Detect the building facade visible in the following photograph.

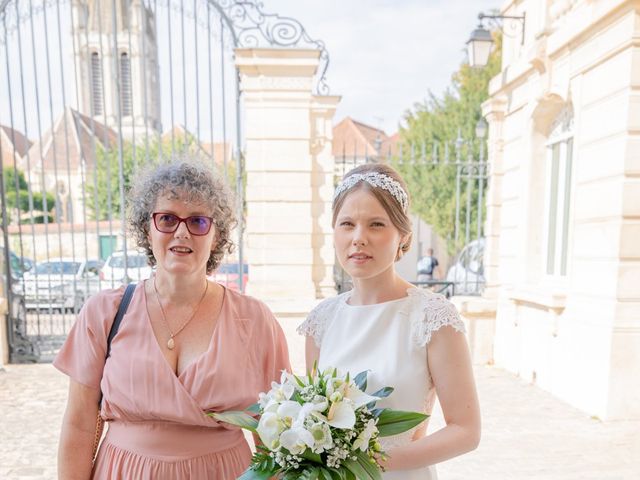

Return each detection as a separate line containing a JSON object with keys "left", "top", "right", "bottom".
{"left": 332, "top": 117, "right": 399, "bottom": 177}
{"left": 482, "top": 0, "right": 640, "bottom": 419}
{"left": 71, "top": 0, "right": 161, "bottom": 139}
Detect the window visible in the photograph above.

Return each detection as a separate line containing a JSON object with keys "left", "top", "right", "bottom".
{"left": 90, "top": 52, "right": 103, "bottom": 115}
{"left": 545, "top": 107, "right": 574, "bottom": 276}
{"left": 119, "top": 52, "right": 132, "bottom": 116}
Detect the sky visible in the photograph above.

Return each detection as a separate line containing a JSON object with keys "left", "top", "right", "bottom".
{"left": 0, "top": 0, "right": 502, "bottom": 141}
{"left": 264, "top": 0, "right": 502, "bottom": 134}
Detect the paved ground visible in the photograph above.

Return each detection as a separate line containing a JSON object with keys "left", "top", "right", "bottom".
{"left": 1, "top": 316, "right": 639, "bottom": 479}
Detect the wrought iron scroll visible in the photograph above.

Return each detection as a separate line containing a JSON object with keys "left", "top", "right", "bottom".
{"left": 2, "top": 1, "right": 330, "bottom": 94}
{"left": 209, "top": 1, "right": 330, "bottom": 95}
{"left": 1, "top": 0, "right": 67, "bottom": 45}
{"left": 216, "top": 1, "right": 329, "bottom": 95}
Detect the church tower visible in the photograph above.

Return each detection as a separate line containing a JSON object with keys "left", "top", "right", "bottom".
{"left": 71, "top": 0, "right": 161, "bottom": 139}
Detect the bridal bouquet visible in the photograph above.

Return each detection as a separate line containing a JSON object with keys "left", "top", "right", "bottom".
{"left": 209, "top": 366, "right": 428, "bottom": 480}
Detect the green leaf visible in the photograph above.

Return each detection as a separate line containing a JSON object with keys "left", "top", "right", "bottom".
{"left": 294, "top": 374, "right": 307, "bottom": 388}
{"left": 326, "top": 467, "right": 351, "bottom": 480}
{"left": 319, "top": 468, "right": 337, "bottom": 480}
{"left": 237, "top": 466, "right": 275, "bottom": 480}
{"left": 301, "top": 449, "right": 323, "bottom": 463}
{"left": 208, "top": 411, "right": 258, "bottom": 432}
{"left": 343, "top": 454, "right": 382, "bottom": 480}
{"left": 370, "top": 386, "right": 393, "bottom": 399}
{"left": 376, "top": 409, "right": 429, "bottom": 437}
{"left": 353, "top": 370, "right": 368, "bottom": 391}
{"left": 366, "top": 387, "right": 394, "bottom": 410}
{"left": 246, "top": 402, "right": 261, "bottom": 414}
{"left": 299, "top": 467, "right": 320, "bottom": 480}
{"left": 355, "top": 450, "right": 384, "bottom": 479}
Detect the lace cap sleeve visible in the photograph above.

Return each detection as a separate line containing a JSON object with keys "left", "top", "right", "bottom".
{"left": 297, "top": 295, "right": 343, "bottom": 347}
{"left": 410, "top": 290, "right": 466, "bottom": 346}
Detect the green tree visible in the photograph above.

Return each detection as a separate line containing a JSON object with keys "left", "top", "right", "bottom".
{"left": 3, "top": 167, "right": 29, "bottom": 191}
{"left": 2, "top": 167, "right": 55, "bottom": 224}
{"left": 86, "top": 134, "right": 238, "bottom": 220}
{"left": 394, "top": 34, "right": 502, "bottom": 255}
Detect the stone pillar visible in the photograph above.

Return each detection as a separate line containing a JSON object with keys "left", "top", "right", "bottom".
{"left": 0, "top": 258, "right": 7, "bottom": 368}
{"left": 481, "top": 94, "right": 507, "bottom": 300}
{"left": 236, "top": 48, "right": 340, "bottom": 302}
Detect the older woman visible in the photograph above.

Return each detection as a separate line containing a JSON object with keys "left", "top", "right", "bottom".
{"left": 54, "top": 160, "right": 290, "bottom": 479}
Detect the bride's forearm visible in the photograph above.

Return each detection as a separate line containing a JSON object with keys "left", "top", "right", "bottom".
{"left": 381, "top": 422, "right": 480, "bottom": 471}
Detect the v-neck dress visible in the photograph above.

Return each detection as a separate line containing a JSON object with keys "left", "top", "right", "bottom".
{"left": 54, "top": 282, "right": 290, "bottom": 479}
{"left": 298, "top": 287, "right": 465, "bottom": 480}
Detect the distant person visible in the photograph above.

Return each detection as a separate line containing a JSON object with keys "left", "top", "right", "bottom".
{"left": 417, "top": 247, "right": 441, "bottom": 283}
{"left": 54, "top": 160, "right": 290, "bottom": 478}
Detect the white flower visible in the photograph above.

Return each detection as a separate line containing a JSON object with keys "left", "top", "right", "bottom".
{"left": 310, "top": 395, "right": 328, "bottom": 413}
{"left": 279, "top": 426, "right": 315, "bottom": 455}
{"left": 256, "top": 412, "right": 283, "bottom": 450}
{"left": 309, "top": 422, "right": 333, "bottom": 452}
{"left": 345, "top": 386, "right": 379, "bottom": 409}
{"left": 352, "top": 419, "right": 378, "bottom": 451}
{"left": 312, "top": 399, "right": 356, "bottom": 429}
{"left": 325, "top": 375, "right": 379, "bottom": 410}
{"left": 272, "top": 379, "right": 295, "bottom": 402}
{"left": 277, "top": 400, "right": 304, "bottom": 428}
{"left": 258, "top": 376, "right": 295, "bottom": 412}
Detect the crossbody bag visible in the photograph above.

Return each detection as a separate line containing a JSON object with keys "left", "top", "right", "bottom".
{"left": 91, "top": 283, "right": 136, "bottom": 461}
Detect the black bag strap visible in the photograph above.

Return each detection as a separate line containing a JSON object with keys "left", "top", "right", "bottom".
{"left": 99, "top": 283, "right": 135, "bottom": 407}
{"left": 105, "top": 283, "right": 136, "bottom": 360}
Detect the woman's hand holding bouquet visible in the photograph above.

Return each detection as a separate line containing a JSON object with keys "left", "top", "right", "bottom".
{"left": 209, "top": 366, "right": 428, "bottom": 479}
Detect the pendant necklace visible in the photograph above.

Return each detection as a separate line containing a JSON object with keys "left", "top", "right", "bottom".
{"left": 153, "top": 276, "right": 209, "bottom": 350}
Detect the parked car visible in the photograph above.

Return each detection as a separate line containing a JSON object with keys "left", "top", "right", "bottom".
{"left": 23, "top": 258, "right": 103, "bottom": 312}
{"left": 0, "top": 246, "right": 31, "bottom": 280}
{"left": 209, "top": 262, "right": 248, "bottom": 291}
{"left": 333, "top": 262, "right": 353, "bottom": 294}
{"left": 100, "top": 250, "right": 152, "bottom": 285}
{"left": 18, "top": 256, "right": 34, "bottom": 273}
{"left": 446, "top": 238, "right": 485, "bottom": 296}
{"left": 0, "top": 247, "right": 27, "bottom": 322}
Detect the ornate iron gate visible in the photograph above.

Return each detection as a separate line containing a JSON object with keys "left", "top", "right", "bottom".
{"left": 0, "top": 0, "right": 328, "bottom": 362}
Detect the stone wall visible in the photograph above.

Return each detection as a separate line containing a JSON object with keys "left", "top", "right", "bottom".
{"left": 482, "top": 0, "right": 640, "bottom": 419}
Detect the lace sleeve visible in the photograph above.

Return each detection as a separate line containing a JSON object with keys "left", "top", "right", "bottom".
{"left": 411, "top": 291, "right": 466, "bottom": 346}
{"left": 296, "top": 296, "right": 341, "bottom": 347}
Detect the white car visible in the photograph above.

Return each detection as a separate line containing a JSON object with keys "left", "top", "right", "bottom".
{"left": 446, "top": 238, "right": 485, "bottom": 296}
{"left": 100, "top": 251, "right": 152, "bottom": 286}
{"left": 23, "top": 258, "right": 102, "bottom": 311}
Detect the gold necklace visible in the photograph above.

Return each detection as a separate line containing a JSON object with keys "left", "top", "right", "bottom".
{"left": 153, "top": 276, "right": 209, "bottom": 350}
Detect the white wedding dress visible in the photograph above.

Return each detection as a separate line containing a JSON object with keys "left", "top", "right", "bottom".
{"left": 298, "top": 287, "right": 465, "bottom": 480}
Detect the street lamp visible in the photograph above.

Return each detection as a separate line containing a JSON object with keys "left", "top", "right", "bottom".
{"left": 467, "top": 24, "right": 493, "bottom": 69}
{"left": 467, "top": 12, "right": 526, "bottom": 68}
{"left": 475, "top": 117, "right": 488, "bottom": 139}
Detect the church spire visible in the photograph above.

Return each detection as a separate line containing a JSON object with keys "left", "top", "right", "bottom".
{"left": 71, "top": 0, "right": 161, "bottom": 140}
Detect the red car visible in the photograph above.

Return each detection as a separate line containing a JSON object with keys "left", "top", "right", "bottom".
{"left": 209, "top": 262, "right": 248, "bottom": 291}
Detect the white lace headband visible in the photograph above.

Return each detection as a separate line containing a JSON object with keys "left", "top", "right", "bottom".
{"left": 334, "top": 172, "right": 409, "bottom": 212}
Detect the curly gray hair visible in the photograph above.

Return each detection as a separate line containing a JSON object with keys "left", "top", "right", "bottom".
{"left": 128, "top": 159, "right": 236, "bottom": 274}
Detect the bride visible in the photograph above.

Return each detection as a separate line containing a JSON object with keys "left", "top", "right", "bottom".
{"left": 298, "top": 164, "right": 480, "bottom": 478}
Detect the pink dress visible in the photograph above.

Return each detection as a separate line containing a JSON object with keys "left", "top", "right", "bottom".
{"left": 54, "top": 282, "right": 290, "bottom": 479}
